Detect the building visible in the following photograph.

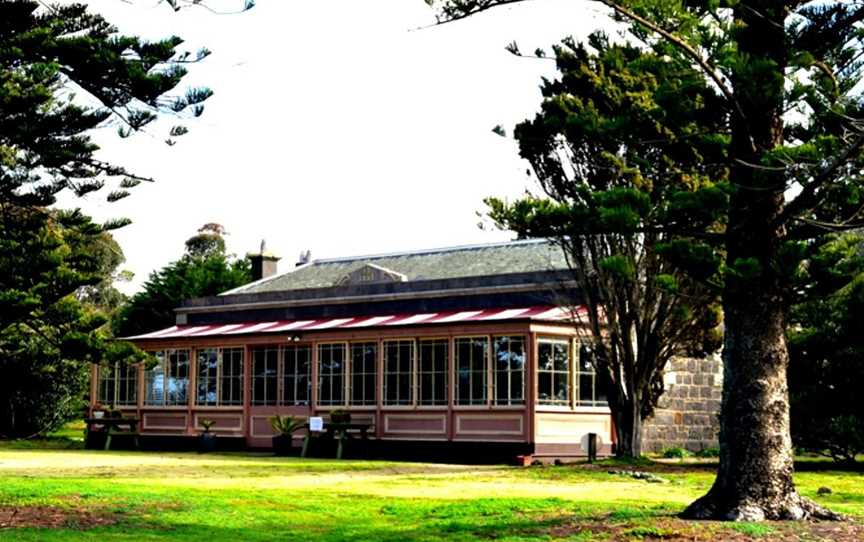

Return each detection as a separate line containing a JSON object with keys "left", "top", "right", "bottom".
{"left": 93, "top": 239, "right": 621, "bottom": 459}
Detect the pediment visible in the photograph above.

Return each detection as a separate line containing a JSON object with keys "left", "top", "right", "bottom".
{"left": 335, "top": 263, "right": 407, "bottom": 287}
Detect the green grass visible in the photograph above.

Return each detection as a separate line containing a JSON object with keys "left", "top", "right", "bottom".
{"left": 0, "top": 444, "right": 859, "bottom": 541}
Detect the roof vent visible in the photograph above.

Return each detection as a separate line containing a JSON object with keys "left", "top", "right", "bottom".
{"left": 296, "top": 249, "right": 312, "bottom": 267}
{"left": 335, "top": 263, "right": 407, "bottom": 287}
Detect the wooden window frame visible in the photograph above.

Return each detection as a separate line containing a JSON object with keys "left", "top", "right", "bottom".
{"left": 536, "top": 338, "right": 571, "bottom": 406}
{"left": 382, "top": 339, "right": 416, "bottom": 407}
{"left": 454, "top": 336, "right": 491, "bottom": 407}
{"left": 492, "top": 335, "right": 527, "bottom": 406}
{"left": 418, "top": 337, "right": 449, "bottom": 407}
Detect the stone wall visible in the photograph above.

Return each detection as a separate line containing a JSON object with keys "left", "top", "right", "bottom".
{"left": 641, "top": 354, "right": 723, "bottom": 453}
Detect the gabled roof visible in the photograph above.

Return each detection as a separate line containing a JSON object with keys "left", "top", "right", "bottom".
{"left": 223, "top": 239, "right": 567, "bottom": 296}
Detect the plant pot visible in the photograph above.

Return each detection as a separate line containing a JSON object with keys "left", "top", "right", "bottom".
{"left": 272, "top": 434, "right": 295, "bottom": 456}
{"left": 198, "top": 432, "right": 217, "bottom": 453}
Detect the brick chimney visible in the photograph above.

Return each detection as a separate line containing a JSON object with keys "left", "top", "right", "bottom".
{"left": 248, "top": 239, "right": 280, "bottom": 281}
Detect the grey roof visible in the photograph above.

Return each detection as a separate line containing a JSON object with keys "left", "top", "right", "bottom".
{"left": 223, "top": 239, "right": 568, "bottom": 295}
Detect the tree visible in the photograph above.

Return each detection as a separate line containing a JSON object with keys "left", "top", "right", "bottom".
{"left": 114, "top": 225, "right": 251, "bottom": 338}
{"left": 0, "top": 211, "right": 141, "bottom": 437}
{"left": 788, "top": 233, "right": 864, "bottom": 464}
{"left": 430, "top": 0, "right": 863, "bottom": 521}
{"left": 1, "top": 1, "right": 215, "bottom": 434}
{"left": 486, "top": 35, "right": 724, "bottom": 458}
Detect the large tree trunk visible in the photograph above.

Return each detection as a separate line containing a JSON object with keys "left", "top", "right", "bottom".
{"left": 682, "top": 0, "right": 838, "bottom": 521}
{"left": 612, "top": 396, "right": 643, "bottom": 458}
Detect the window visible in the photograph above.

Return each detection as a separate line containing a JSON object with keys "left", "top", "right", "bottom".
{"left": 576, "top": 344, "right": 608, "bottom": 407}
{"left": 252, "top": 346, "right": 279, "bottom": 406}
{"left": 493, "top": 336, "right": 525, "bottom": 405}
{"left": 350, "top": 342, "right": 377, "bottom": 406}
{"left": 455, "top": 337, "right": 488, "bottom": 405}
{"left": 145, "top": 350, "right": 190, "bottom": 406}
{"left": 418, "top": 339, "right": 448, "bottom": 406}
{"left": 97, "top": 363, "right": 138, "bottom": 406}
{"left": 318, "top": 343, "right": 346, "bottom": 406}
{"left": 196, "top": 347, "right": 244, "bottom": 406}
{"left": 383, "top": 340, "right": 414, "bottom": 406}
{"left": 538, "top": 340, "right": 570, "bottom": 405}
{"left": 283, "top": 345, "right": 311, "bottom": 406}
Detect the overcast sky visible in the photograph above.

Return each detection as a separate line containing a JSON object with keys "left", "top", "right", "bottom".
{"left": 66, "top": 0, "right": 614, "bottom": 293}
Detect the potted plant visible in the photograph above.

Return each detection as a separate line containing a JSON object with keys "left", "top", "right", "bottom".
{"left": 269, "top": 415, "right": 303, "bottom": 456}
{"left": 198, "top": 419, "right": 217, "bottom": 453}
{"left": 329, "top": 409, "right": 351, "bottom": 425}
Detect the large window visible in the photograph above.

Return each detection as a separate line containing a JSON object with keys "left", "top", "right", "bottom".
{"left": 350, "top": 342, "right": 377, "bottom": 406}
{"left": 283, "top": 345, "right": 311, "bottom": 406}
{"left": 383, "top": 340, "right": 414, "bottom": 406}
{"left": 196, "top": 347, "right": 244, "bottom": 406}
{"left": 419, "top": 339, "right": 448, "bottom": 406}
{"left": 455, "top": 337, "right": 488, "bottom": 405}
{"left": 97, "top": 363, "right": 138, "bottom": 406}
{"left": 252, "top": 346, "right": 279, "bottom": 406}
{"left": 318, "top": 343, "right": 347, "bottom": 406}
{"left": 493, "top": 336, "right": 525, "bottom": 405}
{"left": 538, "top": 339, "right": 570, "bottom": 405}
{"left": 145, "top": 350, "right": 190, "bottom": 406}
{"left": 576, "top": 344, "right": 608, "bottom": 407}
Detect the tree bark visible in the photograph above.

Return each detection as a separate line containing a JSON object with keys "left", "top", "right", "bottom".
{"left": 612, "top": 396, "right": 643, "bottom": 458}
{"left": 682, "top": 0, "right": 839, "bottom": 521}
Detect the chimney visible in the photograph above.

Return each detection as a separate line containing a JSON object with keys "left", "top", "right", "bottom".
{"left": 296, "top": 249, "right": 312, "bottom": 267}
{"left": 248, "top": 239, "right": 280, "bottom": 281}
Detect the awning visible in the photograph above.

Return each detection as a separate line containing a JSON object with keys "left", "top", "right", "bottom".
{"left": 126, "top": 305, "right": 585, "bottom": 340}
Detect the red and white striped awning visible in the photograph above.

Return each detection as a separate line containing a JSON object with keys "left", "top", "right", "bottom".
{"left": 126, "top": 306, "right": 584, "bottom": 340}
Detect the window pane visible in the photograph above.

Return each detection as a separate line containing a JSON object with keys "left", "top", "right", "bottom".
{"left": 252, "top": 347, "right": 278, "bottom": 405}
{"left": 283, "top": 345, "right": 311, "bottom": 406}
{"left": 220, "top": 347, "right": 245, "bottom": 406}
{"left": 117, "top": 363, "right": 138, "bottom": 406}
{"left": 318, "top": 343, "right": 346, "bottom": 406}
{"left": 197, "top": 348, "right": 218, "bottom": 406}
{"left": 419, "top": 339, "right": 448, "bottom": 406}
{"left": 97, "top": 365, "right": 116, "bottom": 405}
{"left": 538, "top": 341, "right": 570, "bottom": 405}
{"left": 455, "top": 337, "right": 488, "bottom": 405}
{"left": 350, "top": 343, "right": 377, "bottom": 406}
{"left": 384, "top": 340, "right": 414, "bottom": 406}
{"left": 145, "top": 351, "right": 166, "bottom": 405}
{"left": 493, "top": 336, "right": 525, "bottom": 405}
{"left": 166, "top": 350, "right": 190, "bottom": 406}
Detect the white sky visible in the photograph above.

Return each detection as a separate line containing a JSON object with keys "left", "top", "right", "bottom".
{"left": 65, "top": 0, "right": 614, "bottom": 293}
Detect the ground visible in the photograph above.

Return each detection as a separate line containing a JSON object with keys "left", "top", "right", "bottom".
{"left": 0, "top": 427, "right": 861, "bottom": 541}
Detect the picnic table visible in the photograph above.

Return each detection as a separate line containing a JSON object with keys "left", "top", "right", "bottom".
{"left": 300, "top": 422, "right": 372, "bottom": 459}
{"left": 84, "top": 417, "right": 140, "bottom": 451}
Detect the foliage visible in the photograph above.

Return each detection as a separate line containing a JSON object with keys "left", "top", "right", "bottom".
{"left": 430, "top": 0, "right": 864, "bottom": 520}
{"left": 113, "top": 225, "right": 251, "bottom": 338}
{"left": 789, "top": 233, "right": 864, "bottom": 464}
{"left": 0, "top": 212, "right": 145, "bottom": 438}
{"left": 269, "top": 415, "right": 303, "bottom": 436}
{"left": 661, "top": 447, "right": 691, "bottom": 459}
{"left": 0, "top": 1, "right": 211, "bottom": 437}
{"left": 485, "top": 34, "right": 725, "bottom": 457}
{"left": 199, "top": 419, "right": 215, "bottom": 432}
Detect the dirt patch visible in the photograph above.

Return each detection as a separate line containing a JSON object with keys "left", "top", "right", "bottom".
{"left": 546, "top": 515, "right": 864, "bottom": 541}
{"left": 0, "top": 505, "right": 119, "bottom": 530}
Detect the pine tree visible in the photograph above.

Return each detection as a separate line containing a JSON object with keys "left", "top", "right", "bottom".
{"left": 430, "top": 0, "right": 863, "bottom": 521}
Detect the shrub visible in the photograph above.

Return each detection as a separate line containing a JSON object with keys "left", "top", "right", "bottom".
{"left": 662, "top": 447, "right": 691, "bottom": 459}
{"left": 269, "top": 415, "right": 303, "bottom": 436}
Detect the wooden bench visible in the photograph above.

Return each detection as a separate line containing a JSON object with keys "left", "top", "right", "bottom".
{"left": 300, "top": 422, "right": 372, "bottom": 459}
{"left": 85, "top": 418, "right": 140, "bottom": 451}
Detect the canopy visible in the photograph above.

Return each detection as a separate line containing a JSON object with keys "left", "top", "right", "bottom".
{"left": 126, "top": 305, "right": 585, "bottom": 340}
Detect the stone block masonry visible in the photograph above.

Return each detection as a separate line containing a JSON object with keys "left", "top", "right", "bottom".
{"left": 642, "top": 354, "right": 723, "bottom": 453}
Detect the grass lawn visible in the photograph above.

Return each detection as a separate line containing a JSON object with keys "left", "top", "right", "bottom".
{"left": 0, "top": 437, "right": 861, "bottom": 541}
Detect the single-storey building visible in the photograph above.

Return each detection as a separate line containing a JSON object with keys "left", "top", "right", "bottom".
{"left": 92, "top": 239, "right": 620, "bottom": 459}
